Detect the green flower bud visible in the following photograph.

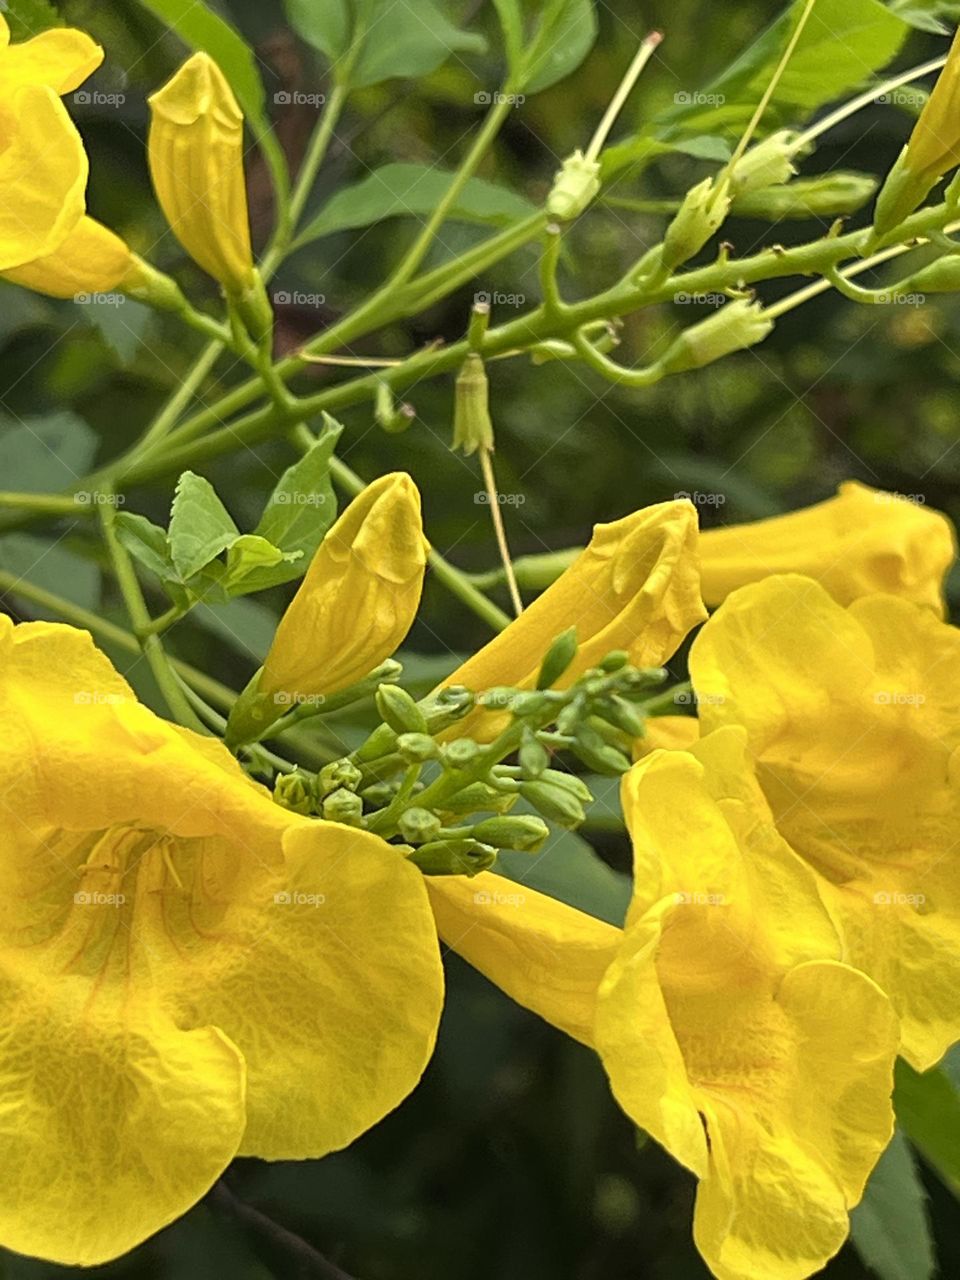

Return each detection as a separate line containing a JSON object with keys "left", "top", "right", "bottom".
{"left": 894, "top": 255, "right": 960, "bottom": 294}
{"left": 518, "top": 725, "right": 550, "bottom": 778}
{"left": 441, "top": 782, "right": 517, "bottom": 815}
{"left": 472, "top": 815, "right": 550, "bottom": 852}
{"left": 452, "top": 353, "right": 494, "bottom": 455}
{"left": 733, "top": 173, "right": 876, "bottom": 221}
{"left": 536, "top": 626, "right": 579, "bottom": 690}
{"left": 660, "top": 299, "right": 773, "bottom": 374}
{"left": 443, "top": 738, "right": 482, "bottom": 769}
{"left": 547, "top": 150, "right": 602, "bottom": 220}
{"left": 597, "top": 693, "right": 647, "bottom": 738}
{"left": 361, "top": 781, "right": 395, "bottom": 807}
{"left": 376, "top": 684, "right": 429, "bottom": 735}
{"left": 520, "top": 779, "right": 586, "bottom": 828}
{"left": 570, "top": 726, "right": 632, "bottom": 776}
{"left": 510, "top": 689, "right": 564, "bottom": 718}
{"left": 661, "top": 176, "right": 731, "bottom": 273}
{"left": 599, "top": 650, "right": 630, "bottom": 672}
{"left": 321, "top": 787, "right": 364, "bottom": 826}
{"left": 540, "top": 768, "right": 593, "bottom": 802}
{"left": 408, "top": 838, "right": 498, "bottom": 876}
{"left": 317, "top": 758, "right": 363, "bottom": 797}
{"left": 730, "top": 130, "right": 798, "bottom": 197}
{"left": 421, "top": 685, "right": 476, "bottom": 732}
{"left": 396, "top": 732, "right": 440, "bottom": 763}
{"left": 398, "top": 807, "right": 444, "bottom": 844}
{"left": 273, "top": 770, "right": 314, "bottom": 815}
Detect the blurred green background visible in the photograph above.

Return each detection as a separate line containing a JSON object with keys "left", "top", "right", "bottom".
{"left": 1, "top": 0, "right": 958, "bottom": 1276}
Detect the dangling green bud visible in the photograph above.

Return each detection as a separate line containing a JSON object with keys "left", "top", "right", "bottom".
{"left": 396, "top": 732, "right": 439, "bottom": 763}
{"left": 661, "top": 177, "right": 731, "bottom": 274}
{"left": 893, "top": 254, "right": 960, "bottom": 295}
{"left": 321, "top": 787, "right": 364, "bottom": 826}
{"left": 730, "top": 130, "right": 799, "bottom": 197}
{"left": 398, "top": 807, "right": 444, "bottom": 844}
{"left": 518, "top": 725, "right": 550, "bottom": 778}
{"left": 660, "top": 299, "right": 774, "bottom": 374}
{"left": 316, "top": 758, "right": 363, "bottom": 797}
{"left": 536, "top": 626, "right": 579, "bottom": 690}
{"left": 376, "top": 684, "right": 429, "bottom": 735}
{"left": 274, "top": 770, "right": 314, "bottom": 815}
{"left": 353, "top": 722, "right": 399, "bottom": 764}
{"left": 452, "top": 353, "right": 495, "bottom": 455}
{"left": 520, "top": 778, "right": 587, "bottom": 827}
{"left": 547, "top": 149, "right": 602, "bottom": 221}
{"left": 444, "top": 738, "right": 482, "bottom": 769}
{"left": 375, "top": 380, "right": 416, "bottom": 434}
{"left": 733, "top": 172, "right": 876, "bottom": 221}
{"left": 408, "top": 837, "right": 498, "bottom": 876}
{"left": 441, "top": 781, "right": 517, "bottom": 814}
{"left": 509, "top": 690, "right": 564, "bottom": 718}
{"left": 570, "top": 725, "right": 632, "bottom": 776}
{"left": 540, "top": 768, "right": 593, "bottom": 801}
{"left": 472, "top": 815, "right": 550, "bottom": 852}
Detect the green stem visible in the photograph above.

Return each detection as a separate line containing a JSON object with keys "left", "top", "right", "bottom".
{"left": 98, "top": 494, "right": 208, "bottom": 733}
{"left": 138, "top": 340, "right": 225, "bottom": 452}
{"left": 389, "top": 92, "right": 516, "bottom": 287}
{"left": 0, "top": 491, "right": 85, "bottom": 515}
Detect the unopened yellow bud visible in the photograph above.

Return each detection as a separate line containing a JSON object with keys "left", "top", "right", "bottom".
{"left": 148, "top": 52, "right": 255, "bottom": 295}
{"left": 260, "top": 473, "right": 429, "bottom": 702}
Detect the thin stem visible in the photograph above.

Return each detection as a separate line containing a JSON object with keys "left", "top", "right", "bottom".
{"left": 99, "top": 494, "right": 208, "bottom": 733}
{"left": 0, "top": 491, "right": 85, "bottom": 515}
{"left": 585, "top": 31, "right": 663, "bottom": 162}
{"left": 727, "top": 0, "right": 818, "bottom": 171}
{"left": 539, "top": 223, "right": 566, "bottom": 319}
{"left": 138, "top": 340, "right": 225, "bottom": 451}
{"left": 208, "top": 1180, "right": 356, "bottom": 1280}
{"left": 389, "top": 92, "right": 516, "bottom": 286}
{"left": 793, "top": 55, "right": 948, "bottom": 151}
{"left": 572, "top": 327, "right": 665, "bottom": 387}
{"left": 479, "top": 448, "right": 522, "bottom": 617}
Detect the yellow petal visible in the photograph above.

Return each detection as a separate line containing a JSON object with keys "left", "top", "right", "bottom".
{"left": 447, "top": 499, "right": 705, "bottom": 739}
{"left": 634, "top": 713, "right": 700, "bottom": 757}
{"left": 427, "top": 871, "right": 620, "bottom": 1046}
{"left": 0, "top": 84, "right": 87, "bottom": 270}
{"left": 261, "top": 472, "right": 428, "bottom": 700}
{"left": 2, "top": 215, "right": 132, "bottom": 298}
{"left": 147, "top": 52, "right": 255, "bottom": 293}
{"left": 0, "top": 22, "right": 102, "bottom": 97}
{"left": 691, "top": 575, "right": 960, "bottom": 1068}
{"left": 699, "top": 482, "right": 955, "bottom": 614}
{"left": 902, "top": 26, "right": 960, "bottom": 182}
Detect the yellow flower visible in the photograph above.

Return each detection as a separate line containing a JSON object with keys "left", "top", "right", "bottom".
{"left": 699, "top": 481, "right": 955, "bottom": 614}
{"left": 447, "top": 498, "right": 706, "bottom": 738}
{"left": 690, "top": 573, "right": 960, "bottom": 1070}
{"left": 0, "top": 13, "right": 102, "bottom": 272}
{"left": 0, "top": 616, "right": 443, "bottom": 1265}
{"left": 261, "top": 472, "right": 428, "bottom": 701}
{"left": 428, "top": 728, "right": 898, "bottom": 1280}
{"left": 2, "top": 215, "right": 134, "bottom": 298}
{"left": 874, "top": 27, "right": 960, "bottom": 233}
{"left": 148, "top": 52, "right": 256, "bottom": 295}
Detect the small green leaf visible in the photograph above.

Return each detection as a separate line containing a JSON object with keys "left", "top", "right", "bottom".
{"left": 222, "top": 534, "right": 302, "bottom": 596}
{"left": 520, "top": 0, "right": 598, "bottom": 95}
{"left": 115, "top": 513, "right": 177, "bottom": 582}
{"left": 297, "top": 164, "right": 537, "bottom": 247}
{"left": 850, "top": 1131, "right": 936, "bottom": 1280}
{"left": 253, "top": 423, "right": 341, "bottom": 565}
{"left": 285, "top": 0, "right": 485, "bottom": 89}
{"left": 894, "top": 1058, "right": 960, "bottom": 1196}
{"left": 167, "top": 472, "right": 239, "bottom": 581}
{"left": 2, "top": 0, "right": 60, "bottom": 38}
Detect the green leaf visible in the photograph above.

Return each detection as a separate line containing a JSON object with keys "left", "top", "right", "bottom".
{"left": 894, "top": 1058, "right": 960, "bottom": 1196}
{"left": 167, "top": 472, "right": 239, "bottom": 581}
{"left": 0, "top": 412, "right": 96, "bottom": 494}
{"left": 2, "top": 0, "right": 60, "bottom": 39}
{"left": 297, "top": 163, "right": 537, "bottom": 247}
{"left": 222, "top": 534, "right": 302, "bottom": 596}
{"left": 82, "top": 299, "right": 153, "bottom": 366}
{"left": 850, "top": 1131, "right": 936, "bottom": 1280}
{"left": 496, "top": 828, "right": 631, "bottom": 927}
{"left": 887, "top": 0, "right": 960, "bottom": 33}
{"left": 285, "top": 0, "right": 485, "bottom": 89}
{"left": 253, "top": 423, "right": 341, "bottom": 565}
{"left": 134, "top": 0, "right": 274, "bottom": 142}
{"left": 519, "top": 0, "right": 598, "bottom": 95}
{"left": 115, "top": 513, "right": 177, "bottom": 582}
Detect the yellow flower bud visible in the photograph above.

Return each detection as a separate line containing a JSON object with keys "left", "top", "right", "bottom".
{"left": 260, "top": 473, "right": 429, "bottom": 701}
{"left": 148, "top": 52, "right": 255, "bottom": 295}
{"left": 874, "top": 27, "right": 960, "bottom": 233}
{"left": 2, "top": 216, "right": 133, "bottom": 298}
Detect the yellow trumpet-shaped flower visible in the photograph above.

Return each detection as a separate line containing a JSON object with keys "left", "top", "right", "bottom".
{"left": 691, "top": 573, "right": 960, "bottom": 1069}
{"left": 261, "top": 472, "right": 428, "bottom": 702}
{"left": 428, "top": 727, "right": 898, "bottom": 1280}
{"left": 875, "top": 26, "right": 960, "bottom": 233}
{"left": 0, "top": 616, "right": 443, "bottom": 1266}
{"left": 2, "top": 215, "right": 134, "bottom": 298}
{"left": 148, "top": 52, "right": 256, "bottom": 294}
{"left": 0, "top": 12, "right": 102, "bottom": 109}
{"left": 447, "top": 499, "right": 706, "bottom": 737}
{"left": 699, "top": 481, "right": 956, "bottom": 614}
